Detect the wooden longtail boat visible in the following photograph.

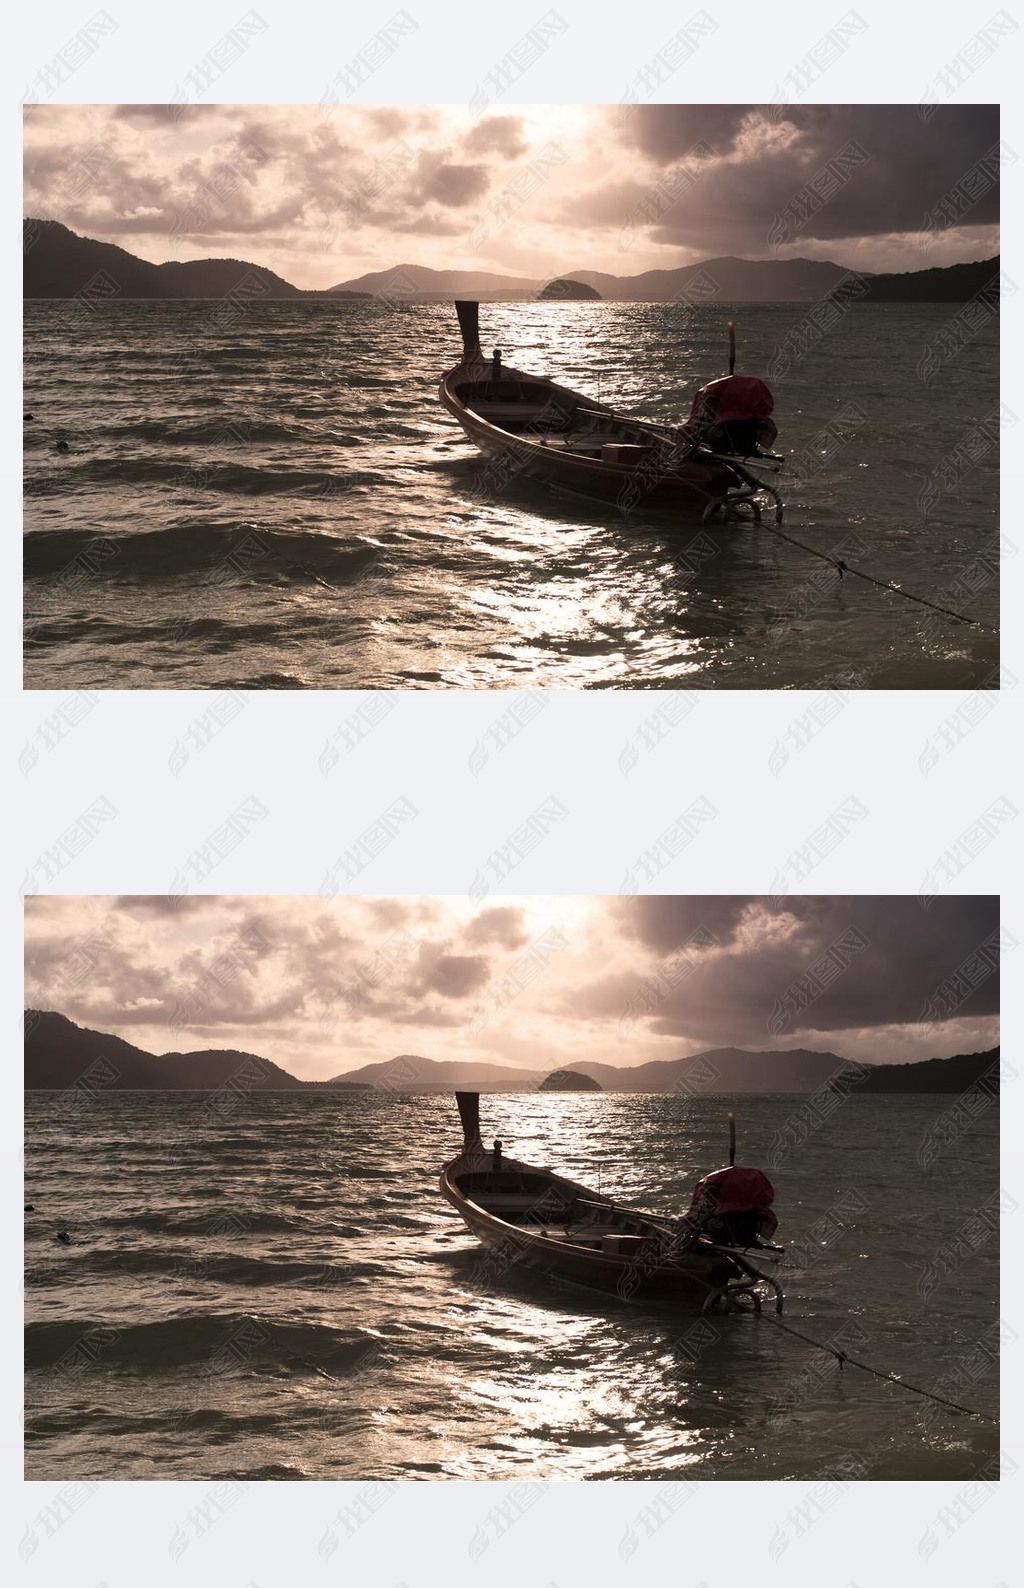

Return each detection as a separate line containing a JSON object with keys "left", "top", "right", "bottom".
{"left": 439, "top": 1093, "right": 784, "bottom": 1313}
{"left": 438, "top": 302, "right": 785, "bottom": 522}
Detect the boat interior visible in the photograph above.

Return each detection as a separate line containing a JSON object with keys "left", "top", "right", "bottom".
{"left": 454, "top": 377, "right": 673, "bottom": 463}
{"left": 456, "top": 1167, "right": 663, "bottom": 1255}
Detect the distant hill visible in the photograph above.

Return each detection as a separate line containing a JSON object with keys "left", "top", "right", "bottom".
{"left": 845, "top": 257, "right": 999, "bottom": 302}
{"left": 22, "top": 220, "right": 369, "bottom": 301}
{"left": 856, "top": 1048, "right": 999, "bottom": 1092}
{"left": 25, "top": 1009, "right": 170, "bottom": 1088}
{"left": 23, "top": 1010, "right": 367, "bottom": 1090}
{"left": 539, "top": 279, "right": 601, "bottom": 301}
{"left": 323, "top": 1055, "right": 545, "bottom": 1091}
{"left": 25, "top": 223, "right": 997, "bottom": 305}
{"left": 570, "top": 256, "right": 854, "bottom": 303}
{"left": 539, "top": 1068, "right": 602, "bottom": 1090}
{"left": 25, "top": 220, "right": 170, "bottom": 299}
{"left": 332, "top": 253, "right": 997, "bottom": 303}
{"left": 155, "top": 257, "right": 304, "bottom": 299}
{"left": 305, "top": 1046, "right": 999, "bottom": 1093}
{"left": 328, "top": 263, "right": 543, "bottom": 298}
{"left": 566, "top": 1048, "right": 854, "bottom": 1093}
{"left": 24, "top": 220, "right": 303, "bottom": 300}
{"left": 24, "top": 1012, "right": 999, "bottom": 1096}
{"left": 331, "top": 255, "right": 851, "bottom": 302}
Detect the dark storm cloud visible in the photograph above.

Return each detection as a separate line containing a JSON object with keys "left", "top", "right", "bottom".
{"left": 623, "top": 105, "right": 756, "bottom": 160}
{"left": 609, "top": 105, "right": 1001, "bottom": 248}
{"left": 611, "top": 895, "right": 1000, "bottom": 1040}
{"left": 620, "top": 896, "right": 752, "bottom": 952}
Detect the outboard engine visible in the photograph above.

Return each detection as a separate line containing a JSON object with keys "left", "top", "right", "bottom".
{"left": 683, "top": 375, "right": 778, "bottom": 457}
{"left": 685, "top": 1164, "right": 778, "bottom": 1248}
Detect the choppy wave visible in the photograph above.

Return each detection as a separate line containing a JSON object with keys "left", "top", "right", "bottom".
{"left": 24, "top": 523, "right": 384, "bottom": 583}
{"left": 25, "top": 1090, "right": 999, "bottom": 1480}
{"left": 25, "top": 1310, "right": 392, "bottom": 1373}
{"left": 24, "top": 299, "right": 1000, "bottom": 688}
{"left": 25, "top": 418, "right": 365, "bottom": 447}
{"left": 27, "top": 459, "right": 384, "bottom": 498}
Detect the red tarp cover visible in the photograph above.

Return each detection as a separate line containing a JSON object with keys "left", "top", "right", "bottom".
{"left": 689, "top": 1165, "right": 776, "bottom": 1214}
{"left": 689, "top": 375, "right": 776, "bottom": 423}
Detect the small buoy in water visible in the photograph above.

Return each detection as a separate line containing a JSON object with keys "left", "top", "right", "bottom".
{"left": 24, "top": 1204, "right": 35, "bottom": 1212}
{"left": 56, "top": 1229, "right": 71, "bottom": 1244}
{"left": 56, "top": 440, "right": 70, "bottom": 454}
{"left": 24, "top": 413, "right": 34, "bottom": 421}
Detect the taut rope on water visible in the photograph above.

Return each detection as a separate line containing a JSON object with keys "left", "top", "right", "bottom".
{"left": 753, "top": 1309, "right": 998, "bottom": 1423}
{"left": 757, "top": 518, "right": 998, "bottom": 634}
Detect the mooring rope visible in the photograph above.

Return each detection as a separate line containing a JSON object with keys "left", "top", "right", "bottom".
{"left": 757, "top": 518, "right": 998, "bottom": 634}
{"left": 753, "top": 1308, "right": 998, "bottom": 1422}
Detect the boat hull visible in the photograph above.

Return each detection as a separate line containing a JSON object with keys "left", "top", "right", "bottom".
{"left": 439, "top": 363, "right": 739, "bottom": 512}
{"left": 440, "top": 1151, "right": 743, "bottom": 1306}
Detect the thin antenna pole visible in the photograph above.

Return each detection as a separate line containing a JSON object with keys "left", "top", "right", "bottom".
{"left": 728, "top": 1112, "right": 736, "bottom": 1166}
{"left": 728, "top": 322, "right": 736, "bottom": 375}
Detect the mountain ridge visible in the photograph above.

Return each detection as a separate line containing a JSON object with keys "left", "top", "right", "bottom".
{"left": 24, "top": 220, "right": 998, "bottom": 304}
{"left": 23, "top": 220, "right": 369, "bottom": 300}
{"left": 24, "top": 1011, "right": 999, "bottom": 1095}
{"left": 23, "top": 1010, "right": 367, "bottom": 1090}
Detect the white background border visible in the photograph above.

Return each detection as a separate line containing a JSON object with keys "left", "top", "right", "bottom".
{"left": 6, "top": 0, "right": 1020, "bottom": 1583}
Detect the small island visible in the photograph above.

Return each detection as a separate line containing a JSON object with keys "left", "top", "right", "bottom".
{"left": 538, "top": 1068, "right": 602, "bottom": 1091}
{"left": 538, "top": 278, "right": 602, "bottom": 301}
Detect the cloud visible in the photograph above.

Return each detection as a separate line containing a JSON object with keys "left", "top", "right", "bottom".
{"left": 21, "top": 103, "right": 999, "bottom": 288}
{"left": 414, "top": 946, "right": 491, "bottom": 998}
{"left": 618, "top": 896, "right": 753, "bottom": 952}
{"left": 609, "top": 895, "right": 1001, "bottom": 1039}
{"left": 414, "top": 153, "right": 490, "bottom": 208}
{"left": 613, "top": 104, "right": 1002, "bottom": 248}
{"left": 622, "top": 105, "right": 757, "bottom": 161}
{"left": 113, "top": 894, "right": 212, "bottom": 916}
{"left": 23, "top": 895, "right": 1000, "bottom": 1080}
{"left": 112, "top": 105, "right": 200, "bottom": 125}
{"left": 463, "top": 907, "right": 529, "bottom": 949}
{"left": 463, "top": 116, "right": 529, "bottom": 159}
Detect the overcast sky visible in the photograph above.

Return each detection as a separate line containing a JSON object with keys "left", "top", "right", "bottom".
{"left": 23, "top": 104, "right": 1000, "bottom": 288}
{"left": 24, "top": 895, "right": 1000, "bottom": 1080}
